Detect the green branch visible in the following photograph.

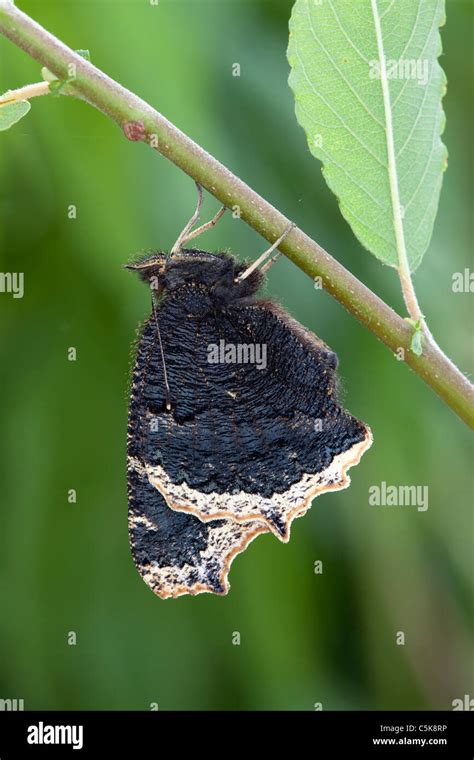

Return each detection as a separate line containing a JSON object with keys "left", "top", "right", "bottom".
{"left": 0, "top": 0, "right": 472, "bottom": 427}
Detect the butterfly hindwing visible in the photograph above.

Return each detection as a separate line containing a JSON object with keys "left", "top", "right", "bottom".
{"left": 127, "top": 339, "right": 269, "bottom": 599}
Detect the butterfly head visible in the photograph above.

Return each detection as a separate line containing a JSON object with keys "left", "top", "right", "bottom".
{"left": 125, "top": 249, "right": 263, "bottom": 301}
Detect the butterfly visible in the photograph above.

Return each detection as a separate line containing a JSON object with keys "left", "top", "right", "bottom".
{"left": 126, "top": 187, "right": 372, "bottom": 599}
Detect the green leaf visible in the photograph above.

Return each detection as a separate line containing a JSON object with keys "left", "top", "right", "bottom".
{"left": 76, "top": 49, "right": 91, "bottom": 62}
{"left": 0, "top": 99, "right": 31, "bottom": 131}
{"left": 41, "top": 68, "right": 75, "bottom": 97}
{"left": 41, "top": 66, "right": 58, "bottom": 84}
{"left": 49, "top": 78, "right": 74, "bottom": 97}
{"left": 288, "top": 0, "right": 447, "bottom": 272}
{"left": 405, "top": 316, "right": 424, "bottom": 355}
{"left": 411, "top": 328, "right": 424, "bottom": 356}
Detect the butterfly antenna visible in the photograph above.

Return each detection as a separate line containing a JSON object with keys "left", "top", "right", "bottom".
{"left": 171, "top": 182, "right": 226, "bottom": 253}
{"left": 235, "top": 222, "right": 294, "bottom": 282}
{"left": 151, "top": 294, "right": 172, "bottom": 412}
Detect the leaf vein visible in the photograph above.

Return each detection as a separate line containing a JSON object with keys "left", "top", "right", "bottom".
{"left": 293, "top": 34, "right": 386, "bottom": 169}
{"left": 305, "top": 0, "right": 385, "bottom": 130}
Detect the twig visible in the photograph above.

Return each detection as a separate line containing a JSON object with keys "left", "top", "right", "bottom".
{"left": 0, "top": 79, "right": 49, "bottom": 103}
{"left": 0, "top": 0, "right": 472, "bottom": 427}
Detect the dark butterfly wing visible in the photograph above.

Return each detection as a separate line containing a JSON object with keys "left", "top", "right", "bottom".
{"left": 130, "top": 287, "right": 372, "bottom": 542}
{"left": 127, "top": 318, "right": 269, "bottom": 599}
{"left": 128, "top": 459, "right": 267, "bottom": 599}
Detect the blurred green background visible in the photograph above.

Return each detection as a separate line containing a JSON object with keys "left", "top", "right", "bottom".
{"left": 0, "top": 0, "right": 472, "bottom": 711}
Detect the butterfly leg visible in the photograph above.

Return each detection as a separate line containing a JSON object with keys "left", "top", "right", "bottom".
{"left": 171, "top": 182, "right": 226, "bottom": 253}
{"left": 235, "top": 222, "right": 295, "bottom": 282}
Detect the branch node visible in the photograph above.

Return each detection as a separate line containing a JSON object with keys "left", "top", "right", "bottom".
{"left": 123, "top": 119, "right": 146, "bottom": 142}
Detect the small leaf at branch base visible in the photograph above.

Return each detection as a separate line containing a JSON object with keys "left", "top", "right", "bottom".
{"left": 0, "top": 99, "right": 31, "bottom": 131}
{"left": 405, "top": 317, "right": 424, "bottom": 356}
{"left": 76, "top": 49, "right": 91, "bottom": 62}
{"left": 41, "top": 66, "right": 57, "bottom": 84}
{"left": 411, "top": 329, "right": 424, "bottom": 356}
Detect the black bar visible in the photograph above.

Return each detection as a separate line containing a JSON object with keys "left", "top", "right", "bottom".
{"left": 0, "top": 710, "right": 472, "bottom": 757}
